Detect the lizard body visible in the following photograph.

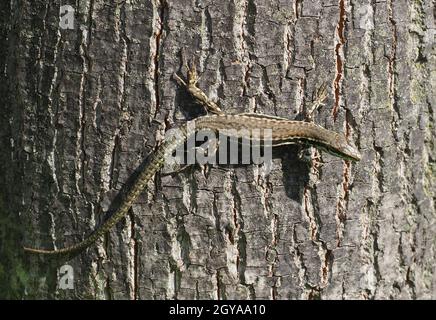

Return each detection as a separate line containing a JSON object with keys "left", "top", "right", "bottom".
{"left": 24, "top": 58, "right": 360, "bottom": 256}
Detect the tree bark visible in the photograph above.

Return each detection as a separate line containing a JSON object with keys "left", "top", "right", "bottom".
{"left": 0, "top": 0, "right": 434, "bottom": 299}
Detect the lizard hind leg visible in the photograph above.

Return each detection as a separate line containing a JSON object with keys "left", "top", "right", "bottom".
{"left": 173, "top": 50, "right": 201, "bottom": 87}
{"left": 180, "top": 49, "right": 201, "bottom": 85}
{"left": 186, "top": 57, "right": 202, "bottom": 87}
{"left": 172, "top": 49, "right": 196, "bottom": 85}
{"left": 173, "top": 49, "right": 190, "bottom": 86}
{"left": 175, "top": 51, "right": 224, "bottom": 116}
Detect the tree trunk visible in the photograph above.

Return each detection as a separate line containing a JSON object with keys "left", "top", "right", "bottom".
{"left": 0, "top": 0, "right": 434, "bottom": 299}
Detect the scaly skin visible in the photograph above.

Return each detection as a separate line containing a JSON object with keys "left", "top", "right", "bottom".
{"left": 23, "top": 127, "right": 189, "bottom": 255}
{"left": 24, "top": 56, "right": 360, "bottom": 256}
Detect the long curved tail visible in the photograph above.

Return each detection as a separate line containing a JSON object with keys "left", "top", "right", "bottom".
{"left": 23, "top": 131, "right": 188, "bottom": 255}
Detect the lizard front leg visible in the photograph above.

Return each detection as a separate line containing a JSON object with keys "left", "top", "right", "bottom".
{"left": 305, "top": 82, "right": 328, "bottom": 122}
{"left": 298, "top": 83, "right": 328, "bottom": 164}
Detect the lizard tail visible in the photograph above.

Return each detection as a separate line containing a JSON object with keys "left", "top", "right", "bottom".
{"left": 22, "top": 132, "right": 189, "bottom": 256}
{"left": 23, "top": 246, "right": 74, "bottom": 255}
{"left": 23, "top": 229, "right": 103, "bottom": 255}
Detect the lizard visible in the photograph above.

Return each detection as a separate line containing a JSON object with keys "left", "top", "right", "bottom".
{"left": 23, "top": 56, "right": 360, "bottom": 256}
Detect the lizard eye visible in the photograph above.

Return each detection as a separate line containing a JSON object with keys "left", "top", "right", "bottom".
{"left": 335, "top": 135, "right": 347, "bottom": 148}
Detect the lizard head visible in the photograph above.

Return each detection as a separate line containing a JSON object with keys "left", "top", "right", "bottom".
{"left": 330, "top": 134, "right": 361, "bottom": 162}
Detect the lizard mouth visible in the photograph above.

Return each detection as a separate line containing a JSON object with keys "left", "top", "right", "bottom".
{"left": 345, "top": 146, "right": 361, "bottom": 161}
{"left": 334, "top": 143, "right": 361, "bottom": 161}
{"left": 312, "top": 141, "right": 361, "bottom": 161}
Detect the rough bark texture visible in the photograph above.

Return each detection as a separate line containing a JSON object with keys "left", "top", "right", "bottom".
{"left": 0, "top": 0, "right": 434, "bottom": 299}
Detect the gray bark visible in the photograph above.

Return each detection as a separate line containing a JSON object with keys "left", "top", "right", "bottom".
{"left": 0, "top": 0, "right": 434, "bottom": 299}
